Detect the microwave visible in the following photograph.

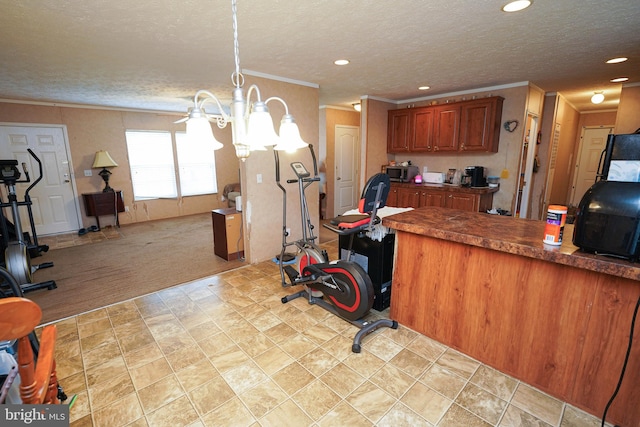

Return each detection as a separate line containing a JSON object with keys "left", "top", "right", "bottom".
{"left": 382, "top": 165, "right": 419, "bottom": 182}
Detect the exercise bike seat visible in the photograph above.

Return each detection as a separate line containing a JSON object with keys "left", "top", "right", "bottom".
{"left": 324, "top": 173, "right": 390, "bottom": 235}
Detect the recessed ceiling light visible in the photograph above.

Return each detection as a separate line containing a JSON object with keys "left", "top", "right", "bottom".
{"left": 610, "top": 77, "right": 629, "bottom": 83}
{"left": 418, "top": 86, "right": 430, "bottom": 91}
{"left": 591, "top": 92, "right": 605, "bottom": 104}
{"left": 334, "top": 59, "right": 350, "bottom": 66}
{"left": 606, "top": 57, "right": 628, "bottom": 64}
{"left": 502, "top": 1, "right": 532, "bottom": 12}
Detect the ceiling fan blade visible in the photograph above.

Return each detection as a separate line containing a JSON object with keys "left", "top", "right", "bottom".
{"left": 174, "top": 116, "right": 189, "bottom": 124}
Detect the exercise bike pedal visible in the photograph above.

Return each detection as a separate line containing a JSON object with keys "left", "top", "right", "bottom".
{"left": 283, "top": 265, "right": 299, "bottom": 283}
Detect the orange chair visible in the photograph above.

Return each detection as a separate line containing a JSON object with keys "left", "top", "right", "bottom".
{"left": 0, "top": 297, "right": 59, "bottom": 404}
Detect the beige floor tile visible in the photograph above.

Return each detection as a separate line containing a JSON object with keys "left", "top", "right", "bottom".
{"left": 145, "top": 395, "right": 199, "bottom": 427}
{"left": 83, "top": 340, "right": 123, "bottom": 369}
{"left": 401, "top": 381, "right": 452, "bottom": 424}
{"left": 298, "top": 347, "right": 340, "bottom": 377}
{"left": 209, "top": 344, "right": 250, "bottom": 373}
{"left": 236, "top": 332, "right": 276, "bottom": 358}
{"left": 117, "top": 329, "right": 156, "bottom": 354}
{"left": 560, "top": 405, "right": 606, "bottom": 427}
{"left": 77, "top": 317, "right": 112, "bottom": 339}
{"left": 368, "top": 363, "right": 415, "bottom": 399}
{"left": 511, "top": 383, "right": 564, "bottom": 426}
{"left": 197, "top": 331, "right": 235, "bottom": 357}
{"left": 156, "top": 333, "right": 197, "bottom": 357}
{"left": 112, "top": 318, "right": 149, "bottom": 340}
{"left": 405, "top": 334, "right": 448, "bottom": 362}
{"left": 439, "top": 403, "right": 493, "bottom": 427}
{"left": 320, "top": 362, "right": 366, "bottom": 398}
{"left": 253, "top": 345, "right": 295, "bottom": 375}
{"left": 188, "top": 376, "right": 236, "bottom": 416}
{"left": 259, "top": 399, "right": 313, "bottom": 427}
{"left": 321, "top": 334, "right": 357, "bottom": 361}
{"left": 69, "top": 390, "right": 91, "bottom": 423}
{"left": 271, "top": 361, "right": 315, "bottom": 396}
{"left": 498, "top": 404, "right": 552, "bottom": 426}
{"left": 130, "top": 357, "right": 173, "bottom": 390}
{"left": 435, "top": 348, "right": 480, "bottom": 380}
{"left": 456, "top": 382, "right": 508, "bottom": 425}
{"left": 174, "top": 358, "right": 220, "bottom": 392}
{"left": 470, "top": 364, "right": 518, "bottom": 401}
{"left": 292, "top": 379, "right": 342, "bottom": 421}
{"left": 77, "top": 308, "right": 109, "bottom": 325}
{"left": 80, "top": 328, "right": 116, "bottom": 353}
{"left": 85, "top": 355, "right": 128, "bottom": 387}
{"left": 376, "top": 402, "right": 432, "bottom": 427}
{"left": 92, "top": 392, "right": 144, "bottom": 427}
{"left": 137, "top": 374, "right": 184, "bottom": 414}
{"left": 59, "top": 371, "right": 87, "bottom": 396}
{"left": 88, "top": 371, "right": 135, "bottom": 411}
{"left": 343, "top": 350, "right": 385, "bottom": 378}
{"left": 318, "top": 401, "right": 374, "bottom": 427}
{"left": 201, "top": 396, "right": 256, "bottom": 427}
{"left": 221, "top": 360, "right": 269, "bottom": 395}
{"left": 238, "top": 379, "right": 288, "bottom": 418}
{"left": 277, "top": 333, "right": 317, "bottom": 358}
{"left": 122, "top": 343, "right": 164, "bottom": 369}
{"left": 302, "top": 322, "right": 339, "bottom": 345}
{"left": 420, "top": 363, "right": 467, "bottom": 400}
{"left": 363, "top": 333, "right": 404, "bottom": 362}
{"left": 389, "top": 348, "right": 432, "bottom": 378}
{"left": 345, "top": 380, "right": 397, "bottom": 424}
{"left": 186, "top": 320, "right": 220, "bottom": 342}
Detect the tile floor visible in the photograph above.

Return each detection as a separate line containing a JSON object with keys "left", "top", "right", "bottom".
{"left": 50, "top": 246, "right": 610, "bottom": 427}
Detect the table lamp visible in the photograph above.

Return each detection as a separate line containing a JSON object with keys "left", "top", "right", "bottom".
{"left": 92, "top": 150, "right": 118, "bottom": 192}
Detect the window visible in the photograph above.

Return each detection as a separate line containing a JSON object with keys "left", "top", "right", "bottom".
{"left": 125, "top": 130, "right": 218, "bottom": 201}
{"left": 175, "top": 132, "right": 218, "bottom": 196}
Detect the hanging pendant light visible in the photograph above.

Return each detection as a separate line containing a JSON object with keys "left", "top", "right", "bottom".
{"left": 181, "top": 0, "right": 306, "bottom": 161}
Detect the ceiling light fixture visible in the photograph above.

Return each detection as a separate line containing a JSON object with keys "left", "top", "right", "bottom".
{"left": 501, "top": 1, "right": 532, "bottom": 12}
{"left": 179, "top": 0, "right": 307, "bottom": 160}
{"left": 606, "top": 57, "right": 628, "bottom": 64}
{"left": 610, "top": 77, "right": 629, "bottom": 83}
{"left": 334, "top": 59, "right": 350, "bottom": 66}
{"left": 591, "top": 91, "right": 605, "bottom": 104}
{"left": 418, "top": 86, "right": 430, "bottom": 91}
{"left": 353, "top": 103, "right": 361, "bottom": 112}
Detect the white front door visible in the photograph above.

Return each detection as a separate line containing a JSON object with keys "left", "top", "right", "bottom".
{"left": 0, "top": 124, "right": 80, "bottom": 235}
{"left": 570, "top": 126, "right": 613, "bottom": 206}
{"left": 334, "top": 125, "right": 359, "bottom": 216}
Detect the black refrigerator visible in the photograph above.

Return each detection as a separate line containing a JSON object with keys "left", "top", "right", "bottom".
{"left": 597, "top": 132, "right": 640, "bottom": 182}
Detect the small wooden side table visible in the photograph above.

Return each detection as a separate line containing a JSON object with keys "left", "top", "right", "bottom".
{"left": 82, "top": 191, "right": 125, "bottom": 229}
{"left": 212, "top": 208, "right": 244, "bottom": 260}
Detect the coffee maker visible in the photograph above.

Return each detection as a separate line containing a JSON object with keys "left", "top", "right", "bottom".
{"left": 462, "top": 166, "right": 486, "bottom": 187}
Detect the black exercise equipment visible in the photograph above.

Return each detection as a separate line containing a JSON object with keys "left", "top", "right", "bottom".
{"left": 0, "top": 149, "right": 56, "bottom": 295}
{"left": 275, "top": 145, "right": 398, "bottom": 353}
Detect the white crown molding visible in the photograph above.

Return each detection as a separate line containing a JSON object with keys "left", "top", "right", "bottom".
{"left": 242, "top": 69, "right": 319, "bottom": 88}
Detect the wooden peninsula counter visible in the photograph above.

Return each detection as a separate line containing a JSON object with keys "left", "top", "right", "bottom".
{"left": 383, "top": 207, "right": 640, "bottom": 426}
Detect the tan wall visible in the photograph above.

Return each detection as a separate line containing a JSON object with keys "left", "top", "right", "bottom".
{"left": 615, "top": 84, "right": 640, "bottom": 134}
{"left": 547, "top": 95, "right": 580, "bottom": 205}
{"left": 363, "top": 98, "right": 395, "bottom": 181}
{"left": 238, "top": 75, "right": 319, "bottom": 263}
{"left": 0, "top": 102, "right": 234, "bottom": 228}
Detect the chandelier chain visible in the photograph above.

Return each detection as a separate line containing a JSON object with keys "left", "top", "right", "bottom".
{"left": 231, "top": 0, "right": 243, "bottom": 88}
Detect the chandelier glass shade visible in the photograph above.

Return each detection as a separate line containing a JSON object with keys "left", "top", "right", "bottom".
{"left": 182, "top": 0, "right": 307, "bottom": 160}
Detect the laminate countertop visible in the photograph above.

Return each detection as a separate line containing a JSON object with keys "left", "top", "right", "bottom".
{"left": 391, "top": 182, "right": 499, "bottom": 194}
{"left": 382, "top": 206, "right": 640, "bottom": 282}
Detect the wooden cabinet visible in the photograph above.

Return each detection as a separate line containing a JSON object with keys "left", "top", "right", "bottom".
{"left": 82, "top": 191, "right": 125, "bottom": 229}
{"left": 387, "top": 96, "right": 503, "bottom": 154}
{"left": 212, "top": 208, "right": 244, "bottom": 261}
{"left": 387, "top": 109, "right": 411, "bottom": 152}
{"left": 459, "top": 97, "right": 503, "bottom": 152}
{"left": 432, "top": 104, "right": 460, "bottom": 152}
{"left": 387, "top": 184, "right": 495, "bottom": 213}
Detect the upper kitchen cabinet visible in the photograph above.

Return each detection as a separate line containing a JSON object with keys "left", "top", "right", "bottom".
{"left": 387, "top": 96, "right": 504, "bottom": 154}
{"left": 459, "top": 97, "right": 503, "bottom": 152}
{"left": 387, "top": 107, "right": 434, "bottom": 152}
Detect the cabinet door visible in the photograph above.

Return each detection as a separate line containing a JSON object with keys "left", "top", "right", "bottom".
{"left": 411, "top": 108, "right": 434, "bottom": 151}
{"left": 386, "top": 187, "right": 399, "bottom": 207}
{"left": 396, "top": 187, "right": 421, "bottom": 208}
{"left": 459, "top": 97, "right": 503, "bottom": 152}
{"left": 433, "top": 105, "right": 460, "bottom": 152}
{"left": 387, "top": 109, "right": 411, "bottom": 152}
{"left": 420, "top": 190, "right": 446, "bottom": 207}
{"left": 446, "top": 192, "right": 477, "bottom": 211}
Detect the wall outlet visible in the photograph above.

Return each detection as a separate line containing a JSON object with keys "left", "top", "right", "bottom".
{"left": 256, "top": 173, "right": 262, "bottom": 184}
{"left": 124, "top": 206, "right": 129, "bottom": 212}
{"left": 84, "top": 169, "right": 92, "bottom": 176}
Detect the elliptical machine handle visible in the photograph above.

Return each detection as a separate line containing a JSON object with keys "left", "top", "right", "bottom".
{"left": 25, "top": 149, "right": 43, "bottom": 197}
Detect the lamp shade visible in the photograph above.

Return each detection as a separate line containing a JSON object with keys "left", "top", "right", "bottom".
{"left": 274, "top": 114, "right": 308, "bottom": 152}
{"left": 246, "top": 101, "right": 278, "bottom": 151}
{"left": 186, "top": 116, "right": 224, "bottom": 150}
{"left": 92, "top": 151, "right": 118, "bottom": 168}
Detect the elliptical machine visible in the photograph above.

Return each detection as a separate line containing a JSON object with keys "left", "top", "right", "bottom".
{"left": 275, "top": 146, "right": 398, "bottom": 353}
{"left": 0, "top": 149, "right": 56, "bottom": 296}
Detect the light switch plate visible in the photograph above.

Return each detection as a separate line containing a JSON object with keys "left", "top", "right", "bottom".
{"left": 84, "top": 170, "right": 92, "bottom": 176}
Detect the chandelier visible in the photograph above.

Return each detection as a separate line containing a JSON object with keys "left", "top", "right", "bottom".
{"left": 181, "top": 0, "right": 308, "bottom": 160}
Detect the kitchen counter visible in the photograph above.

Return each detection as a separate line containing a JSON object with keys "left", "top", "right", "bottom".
{"left": 391, "top": 182, "right": 499, "bottom": 194}
{"left": 382, "top": 206, "right": 640, "bottom": 281}
{"left": 383, "top": 206, "right": 640, "bottom": 426}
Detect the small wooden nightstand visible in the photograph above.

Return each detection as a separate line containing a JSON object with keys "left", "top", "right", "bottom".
{"left": 82, "top": 191, "right": 125, "bottom": 229}
{"left": 212, "top": 208, "right": 244, "bottom": 260}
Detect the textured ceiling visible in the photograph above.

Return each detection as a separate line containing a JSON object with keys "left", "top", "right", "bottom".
{"left": 0, "top": 0, "right": 639, "bottom": 114}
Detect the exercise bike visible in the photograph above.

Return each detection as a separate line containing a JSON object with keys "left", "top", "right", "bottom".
{"left": 0, "top": 149, "right": 56, "bottom": 296}
{"left": 275, "top": 146, "right": 397, "bottom": 353}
